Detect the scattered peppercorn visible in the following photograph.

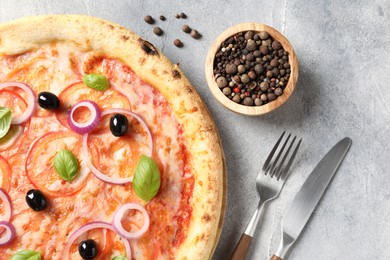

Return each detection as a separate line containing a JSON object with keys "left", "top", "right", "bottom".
{"left": 175, "top": 13, "right": 180, "bottom": 19}
{"left": 153, "top": 27, "right": 164, "bottom": 36}
{"left": 213, "top": 30, "right": 290, "bottom": 106}
{"left": 190, "top": 29, "right": 202, "bottom": 39}
{"left": 182, "top": 25, "right": 191, "bottom": 33}
{"left": 180, "top": 13, "right": 187, "bottom": 18}
{"left": 144, "top": 15, "right": 155, "bottom": 24}
{"left": 159, "top": 15, "right": 166, "bottom": 21}
{"left": 174, "top": 39, "right": 183, "bottom": 48}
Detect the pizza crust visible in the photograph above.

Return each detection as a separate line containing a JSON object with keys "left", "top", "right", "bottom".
{"left": 0, "top": 15, "right": 225, "bottom": 259}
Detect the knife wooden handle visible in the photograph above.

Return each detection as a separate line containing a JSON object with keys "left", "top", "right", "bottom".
{"left": 230, "top": 233, "right": 252, "bottom": 260}
{"left": 271, "top": 255, "right": 282, "bottom": 260}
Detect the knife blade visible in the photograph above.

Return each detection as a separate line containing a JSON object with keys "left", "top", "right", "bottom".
{"left": 271, "top": 137, "right": 352, "bottom": 260}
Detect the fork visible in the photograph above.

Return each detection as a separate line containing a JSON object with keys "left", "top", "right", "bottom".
{"left": 230, "top": 132, "right": 302, "bottom": 260}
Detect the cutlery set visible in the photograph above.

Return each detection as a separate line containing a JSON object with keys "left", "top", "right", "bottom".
{"left": 230, "top": 132, "right": 352, "bottom": 260}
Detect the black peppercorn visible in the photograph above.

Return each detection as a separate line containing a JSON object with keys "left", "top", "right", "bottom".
{"left": 153, "top": 27, "right": 163, "bottom": 36}
{"left": 144, "top": 15, "right": 155, "bottom": 24}
{"left": 182, "top": 25, "right": 191, "bottom": 33}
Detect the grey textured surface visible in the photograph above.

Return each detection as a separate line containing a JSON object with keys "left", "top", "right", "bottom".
{"left": 1, "top": 1, "right": 389, "bottom": 259}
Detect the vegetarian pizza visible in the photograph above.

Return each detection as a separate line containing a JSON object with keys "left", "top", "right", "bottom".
{"left": 0, "top": 15, "right": 225, "bottom": 259}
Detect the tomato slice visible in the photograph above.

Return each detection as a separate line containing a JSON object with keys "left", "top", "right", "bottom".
{"left": 0, "top": 89, "right": 28, "bottom": 118}
{"left": 55, "top": 81, "right": 131, "bottom": 130}
{"left": 25, "top": 131, "right": 96, "bottom": 198}
{"left": 0, "top": 90, "right": 31, "bottom": 154}
{"left": 2, "top": 210, "right": 54, "bottom": 257}
{"left": 0, "top": 156, "right": 11, "bottom": 192}
{"left": 86, "top": 113, "right": 151, "bottom": 181}
{"left": 82, "top": 53, "right": 133, "bottom": 84}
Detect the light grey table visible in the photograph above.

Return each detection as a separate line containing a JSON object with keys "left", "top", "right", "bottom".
{"left": 1, "top": 1, "right": 389, "bottom": 259}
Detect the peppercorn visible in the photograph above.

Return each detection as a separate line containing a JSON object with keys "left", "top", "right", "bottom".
{"left": 248, "top": 71, "right": 256, "bottom": 80}
{"left": 241, "top": 74, "right": 250, "bottom": 84}
{"left": 237, "top": 65, "right": 245, "bottom": 74}
{"left": 260, "top": 45, "right": 269, "bottom": 55}
{"left": 272, "top": 41, "right": 282, "bottom": 50}
{"left": 253, "top": 50, "right": 261, "bottom": 58}
{"left": 159, "top": 15, "right": 166, "bottom": 21}
{"left": 222, "top": 87, "right": 232, "bottom": 96}
{"left": 270, "top": 59, "right": 279, "bottom": 67}
{"left": 153, "top": 27, "right": 163, "bottom": 36}
{"left": 274, "top": 88, "right": 283, "bottom": 96}
{"left": 244, "top": 31, "right": 254, "bottom": 40}
{"left": 225, "top": 63, "right": 237, "bottom": 74}
{"left": 267, "top": 93, "right": 277, "bottom": 101}
{"left": 262, "top": 39, "right": 272, "bottom": 47}
{"left": 180, "top": 12, "right": 187, "bottom": 18}
{"left": 182, "top": 25, "right": 191, "bottom": 33}
{"left": 266, "top": 70, "right": 273, "bottom": 78}
{"left": 254, "top": 98, "right": 262, "bottom": 106}
{"left": 216, "top": 77, "right": 228, "bottom": 88}
{"left": 260, "top": 94, "right": 268, "bottom": 101}
{"left": 173, "top": 39, "right": 183, "bottom": 48}
{"left": 243, "top": 97, "right": 254, "bottom": 106}
{"left": 248, "top": 81, "right": 257, "bottom": 90}
{"left": 259, "top": 31, "right": 269, "bottom": 40}
{"left": 144, "top": 15, "right": 155, "bottom": 24}
{"left": 191, "top": 30, "right": 202, "bottom": 39}
{"left": 246, "top": 53, "right": 254, "bottom": 61}
{"left": 246, "top": 40, "right": 257, "bottom": 51}
{"left": 254, "top": 64, "right": 263, "bottom": 74}
{"left": 232, "top": 95, "right": 241, "bottom": 103}
{"left": 260, "top": 82, "right": 269, "bottom": 92}
{"left": 232, "top": 75, "right": 240, "bottom": 83}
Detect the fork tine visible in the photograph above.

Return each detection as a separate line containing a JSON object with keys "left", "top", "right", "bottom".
{"left": 262, "top": 131, "right": 285, "bottom": 172}
{"left": 277, "top": 138, "right": 302, "bottom": 180}
{"left": 268, "top": 133, "right": 291, "bottom": 177}
{"left": 274, "top": 136, "right": 296, "bottom": 179}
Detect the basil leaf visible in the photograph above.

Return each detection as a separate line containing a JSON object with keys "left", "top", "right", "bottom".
{"left": 112, "top": 256, "right": 127, "bottom": 260}
{"left": 132, "top": 155, "right": 161, "bottom": 201}
{"left": 0, "top": 106, "right": 12, "bottom": 139}
{"left": 53, "top": 149, "right": 79, "bottom": 182}
{"left": 9, "top": 249, "right": 41, "bottom": 260}
{"left": 83, "top": 73, "right": 109, "bottom": 91}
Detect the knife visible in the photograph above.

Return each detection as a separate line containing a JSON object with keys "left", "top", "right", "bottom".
{"left": 271, "top": 137, "right": 352, "bottom": 260}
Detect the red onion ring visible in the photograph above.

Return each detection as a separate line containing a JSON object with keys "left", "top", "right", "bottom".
{"left": 68, "top": 100, "right": 101, "bottom": 134}
{"left": 0, "top": 221, "right": 16, "bottom": 246}
{"left": 61, "top": 221, "right": 131, "bottom": 260}
{"left": 0, "top": 82, "right": 36, "bottom": 124}
{"left": 0, "top": 188, "right": 12, "bottom": 222}
{"left": 82, "top": 108, "right": 153, "bottom": 184}
{"left": 112, "top": 203, "right": 150, "bottom": 239}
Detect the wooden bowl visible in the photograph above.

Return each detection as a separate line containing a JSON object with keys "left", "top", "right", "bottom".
{"left": 205, "top": 23, "right": 298, "bottom": 116}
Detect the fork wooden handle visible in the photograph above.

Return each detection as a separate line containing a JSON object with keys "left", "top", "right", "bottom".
{"left": 230, "top": 233, "right": 252, "bottom": 260}
{"left": 271, "top": 255, "right": 282, "bottom": 260}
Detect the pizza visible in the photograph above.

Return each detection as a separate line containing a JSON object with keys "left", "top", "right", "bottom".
{"left": 0, "top": 15, "right": 225, "bottom": 259}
